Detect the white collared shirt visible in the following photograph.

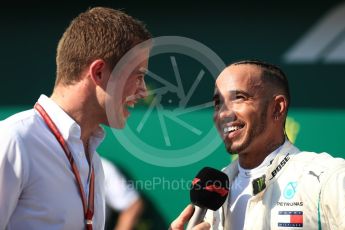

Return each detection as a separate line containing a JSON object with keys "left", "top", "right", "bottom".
{"left": 0, "top": 95, "right": 106, "bottom": 230}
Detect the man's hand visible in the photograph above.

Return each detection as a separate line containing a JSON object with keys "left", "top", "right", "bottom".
{"left": 169, "top": 205, "right": 210, "bottom": 230}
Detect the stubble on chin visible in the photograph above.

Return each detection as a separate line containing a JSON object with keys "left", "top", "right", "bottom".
{"left": 225, "top": 140, "right": 239, "bottom": 155}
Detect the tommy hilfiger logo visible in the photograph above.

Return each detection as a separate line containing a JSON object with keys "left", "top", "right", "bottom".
{"left": 278, "top": 211, "right": 303, "bottom": 228}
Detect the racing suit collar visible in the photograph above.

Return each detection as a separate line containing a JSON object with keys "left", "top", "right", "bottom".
{"left": 251, "top": 140, "right": 301, "bottom": 197}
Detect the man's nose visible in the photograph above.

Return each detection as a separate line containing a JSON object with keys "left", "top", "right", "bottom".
{"left": 218, "top": 104, "right": 236, "bottom": 122}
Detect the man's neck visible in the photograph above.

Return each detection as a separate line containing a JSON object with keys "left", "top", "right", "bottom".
{"left": 50, "top": 84, "right": 100, "bottom": 148}
{"left": 238, "top": 136, "right": 285, "bottom": 169}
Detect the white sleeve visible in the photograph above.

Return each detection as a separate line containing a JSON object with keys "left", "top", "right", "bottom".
{"left": 0, "top": 130, "right": 28, "bottom": 228}
{"left": 101, "top": 158, "right": 139, "bottom": 211}
{"left": 321, "top": 160, "right": 345, "bottom": 229}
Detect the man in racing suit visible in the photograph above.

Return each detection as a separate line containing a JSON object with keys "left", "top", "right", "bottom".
{"left": 169, "top": 60, "right": 345, "bottom": 230}
{"left": 205, "top": 60, "right": 345, "bottom": 230}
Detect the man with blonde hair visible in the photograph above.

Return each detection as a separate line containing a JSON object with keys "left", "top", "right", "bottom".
{"left": 0, "top": 7, "right": 151, "bottom": 229}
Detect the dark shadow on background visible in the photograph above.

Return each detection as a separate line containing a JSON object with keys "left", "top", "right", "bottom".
{"left": 104, "top": 165, "right": 168, "bottom": 230}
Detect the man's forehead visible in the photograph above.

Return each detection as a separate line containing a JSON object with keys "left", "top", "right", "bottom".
{"left": 216, "top": 65, "right": 262, "bottom": 87}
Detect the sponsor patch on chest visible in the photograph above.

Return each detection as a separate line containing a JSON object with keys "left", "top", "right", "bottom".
{"left": 277, "top": 211, "right": 303, "bottom": 228}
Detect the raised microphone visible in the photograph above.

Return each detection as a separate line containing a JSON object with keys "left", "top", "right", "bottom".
{"left": 186, "top": 167, "right": 229, "bottom": 230}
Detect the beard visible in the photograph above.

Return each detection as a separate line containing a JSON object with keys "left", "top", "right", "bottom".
{"left": 225, "top": 101, "right": 269, "bottom": 155}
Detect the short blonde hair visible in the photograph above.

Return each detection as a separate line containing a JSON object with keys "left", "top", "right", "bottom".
{"left": 55, "top": 7, "right": 151, "bottom": 86}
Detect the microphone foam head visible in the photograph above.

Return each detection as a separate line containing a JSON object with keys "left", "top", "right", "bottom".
{"left": 190, "top": 167, "right": 229, "bottom": 211}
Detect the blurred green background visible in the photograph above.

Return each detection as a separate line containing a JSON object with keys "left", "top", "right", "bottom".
{"left": 1, "top": 1, "right": 345, "bottom": 229}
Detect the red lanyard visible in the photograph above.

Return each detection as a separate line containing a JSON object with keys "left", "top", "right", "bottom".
{"left": 34, "top": 103, "right": 95, "bottom": 230}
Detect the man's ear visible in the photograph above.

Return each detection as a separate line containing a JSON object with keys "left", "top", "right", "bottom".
{"left": 272, "top": 95, "right": 288, "bottom": 121}
{"left": 89, "top": 59, "right": 108, "bottom": 87}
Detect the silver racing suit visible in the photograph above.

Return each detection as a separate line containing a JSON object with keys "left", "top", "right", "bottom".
{"left": 205, "top": 141, "right": 345, "bottom": 230}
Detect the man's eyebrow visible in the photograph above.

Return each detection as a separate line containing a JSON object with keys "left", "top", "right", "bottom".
{"left": 228, "top": 90, "right": 251, "bottom": 97}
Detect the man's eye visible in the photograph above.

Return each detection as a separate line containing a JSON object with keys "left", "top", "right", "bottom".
{"left": 235, "top": 95, "right": 245, "bottom": 100}
{"left": 214, "top": 101, "right": 220, "bottom": 110}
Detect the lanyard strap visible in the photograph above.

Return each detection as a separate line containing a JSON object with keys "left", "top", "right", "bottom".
{"left": 34, "top": 103, "right": 94, "bottom": 230}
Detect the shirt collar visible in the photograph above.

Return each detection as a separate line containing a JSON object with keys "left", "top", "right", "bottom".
{"left": 223, "top": 139, "right": 294, "bottom": 179}
{"left": 36, "top": 94, "right": 105, "bottom": 150}
{"left": 265, "top": 139, "right": 300, "bottom": 182}
{"left": 238, "top": 148, "right": 280, "bottom": 178}
{"left": 89, "top": 126, "right": 105, "bottom": 153}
